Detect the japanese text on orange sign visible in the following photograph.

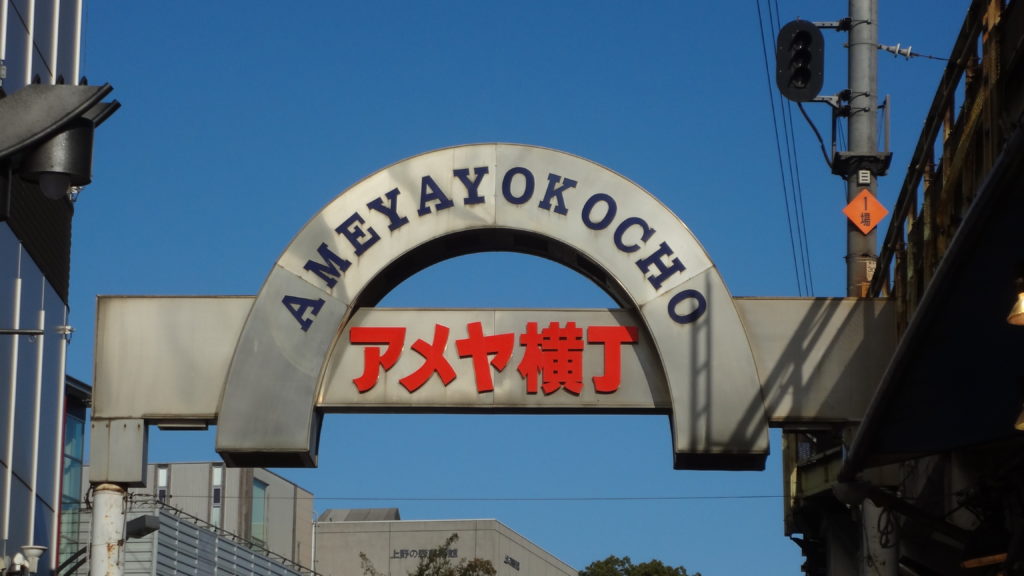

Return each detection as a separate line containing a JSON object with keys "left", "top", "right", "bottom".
{"left": 843, "top": 189, "right": 888, "bottom": 235}
{"left": 349, "top": 322, "right": 639, "bottom": 395}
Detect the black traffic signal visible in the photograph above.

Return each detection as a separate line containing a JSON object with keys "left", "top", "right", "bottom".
{"left": 776, "top": 20, "right": 824, "bottom": 102}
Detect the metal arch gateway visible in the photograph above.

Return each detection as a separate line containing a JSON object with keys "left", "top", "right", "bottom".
{"left": 88, "top": 143, "right": 895, "bottom": 576}
{"left": 215, "top": 143, "right": 767, "bottom": 470}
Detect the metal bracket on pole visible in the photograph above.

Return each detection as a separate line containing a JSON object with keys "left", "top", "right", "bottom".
{"left": 812, "top": 94, "right": 843, "bottom": 110}
{"left": 832, "top": 152, "right": 893, "bottom": 179}
{"left": 0, "top": 328, "right": 44, "bottom": 336}
{"left": 812, "top": 19, "right": 852, "bottom": 31}
{"left": 807, "top": 93, "right": 849, "bottom": 169}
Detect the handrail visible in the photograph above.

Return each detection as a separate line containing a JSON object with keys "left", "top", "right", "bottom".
{"left": 869, "top": 0, "right": 990, "bottom": 297}
{"left": 126, "top": 496, "right": 323, "bottom": 576}
{"left": 55, "top": 545, "right": 87, "bottom": 576}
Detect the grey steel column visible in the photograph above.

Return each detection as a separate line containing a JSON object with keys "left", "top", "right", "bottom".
{"left": 848, "top": 2, "right": 897, "bottom": 575}
{"left": 846, "top": 0, "right": 879, "bottom": 297}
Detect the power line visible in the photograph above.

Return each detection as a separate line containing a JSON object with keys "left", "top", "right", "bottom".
{"left": 7, "top": 0, "right": 55, "bottom": 82}
{"left": 131, "top": 493, "right": 785, "bottom": 503}
{"left": 314, "top": 495, "right": 784, "bottom": 502}
{"left": 756, "top": 0, "right": 805, "bottom": 296}
{"left": 782, "top": 100, "right": 813, "bottom": 296}
{"left": 773, "top": 0, "right": 815, "bottom": 296}
{"left": 788, "top": 101, "right": 816, "bottom": 295}
{"left": 763, "top": 0, "right": 819, "bottom": 296}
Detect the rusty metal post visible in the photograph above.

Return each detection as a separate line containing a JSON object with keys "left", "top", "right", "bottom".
{"left": 89, "top": 483, "right": 126, "bottom": 576}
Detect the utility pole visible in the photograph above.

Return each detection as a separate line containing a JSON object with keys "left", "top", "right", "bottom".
{"left": 841, "top": 0, "right": 890, "bottom": 298}
{"left": 846, "top": 1, "right": 897, "bottom": 575}
{"left": 776, "top": 2, "right": 898, "bottom": 574}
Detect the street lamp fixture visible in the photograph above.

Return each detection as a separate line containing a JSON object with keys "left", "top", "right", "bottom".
{"left": 1007, "top": 279, "right": 1024, "bottom": 326}
{"left": 21, "top": 119, "right": 95, "bottom": 200}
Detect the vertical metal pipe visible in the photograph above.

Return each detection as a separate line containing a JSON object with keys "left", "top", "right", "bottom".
{"left": 846, "top": 0, "right": 880, "bottom": 297}
{"left": 2, "top": 270, "right": 22, "bottom": 545}
{"left": 0, "top": 0, "right": 9, "bottom": 63}
{"left": 847, "top": 3, "right": 898, "bottom": 574}
{"left": 89, "top": 483, "right": 125, "bottom": 576}
{"left": 21, "top": 0, "right": 35, "bottom": 88}
{"left": 49, "top": 314, "right": 69, "bottom": 572}
{"left": 47, "top": 0, "right": 60, "bottom": 84}
{"left": 69, "top": 0, "right": 81, "bottom": 84}
{"left": 26, "top": 308, "right": 44, "bottom": 546}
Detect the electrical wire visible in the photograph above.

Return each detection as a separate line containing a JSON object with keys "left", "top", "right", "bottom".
{"left": 766, "top": 0, "right": 806, "bottom": 297}
{"left": 790, "top": 119, "right": 816, "bottom": 295}
{"left": 756, "top": 0, "right": 806, "bottom": 296}
{"left": 7, "top": 0, "right": 55, "bottom": 82}
{"left": 773, "top": 0, "right": 815, "bottom": 296}
{"left": 112, "top": 493, "right": 785, "bottom": 503}
{"left": 797, "top": 102, "right": 834, "bottom": 169}
{"left": 314, "top": 495, "right": 784, "bottom": 502}
{"left": 782, "top": 99, "right": 815, "bottom": 296}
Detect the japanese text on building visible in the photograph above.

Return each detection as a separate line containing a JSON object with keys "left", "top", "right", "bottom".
{"left": 349, "top": 321, "right": 639, "bottom": 395}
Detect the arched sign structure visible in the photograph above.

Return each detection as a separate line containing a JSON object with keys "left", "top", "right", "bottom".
{"left": 216, "top": 144, "right": 767, "bottom": 470}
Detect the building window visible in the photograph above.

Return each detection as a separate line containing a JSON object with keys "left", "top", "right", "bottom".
{"left": 59, "top": 412, "right": 85, "bottom": 563}
{"left": 251, "top": 478, "right": 268, "bottom": 545}
{"left": 210, "top": 465, "right": 223, "bottom": 528}
{"left": 157, "top": 465, "right": 169, "bottom": 503}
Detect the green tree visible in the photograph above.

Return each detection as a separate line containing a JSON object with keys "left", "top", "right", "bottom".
{"left": 361, "top": 533, "right": 496, "bottom": 576}
{"left": 579, "top": 555, "right": 700, "bottom": 576}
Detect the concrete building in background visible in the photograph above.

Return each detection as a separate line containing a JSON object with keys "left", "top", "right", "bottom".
{"left": 69, "top": 466, "right": 574, "bottom": 576}
{"left": 314, "top": 508, "right": 577, "bottom": 576}
{"left": 78, "top": 462, "right": 314, "bottom": 573}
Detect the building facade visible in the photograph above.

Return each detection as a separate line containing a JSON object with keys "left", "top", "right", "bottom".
{"left": 1, "top": 0, "right": 85, "bottom": 94}
{"left": 57, "top": 377, "right": 89, "bottom": 572}
{"left": 314, "top": 509, "right": 577, "bottom": 576}
{"left": 65, "top": 499, "right": 311, "bottom": 576}
{"left": 70, "top": 468, "right": 575, "bottom": 576}
{"left": 1, "top": 2, "right": 116, "bottom": 573}
{"left": 80, "top": 462, "right": 315, "bottom": 571}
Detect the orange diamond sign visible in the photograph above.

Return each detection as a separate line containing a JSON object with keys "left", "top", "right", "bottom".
{"left": 843, "top": 189, "right": 888, "bottom": 235}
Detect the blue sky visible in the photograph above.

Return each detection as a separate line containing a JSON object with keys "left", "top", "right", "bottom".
{"left": 67, "top": 2, "right": 968, "bottom": 573}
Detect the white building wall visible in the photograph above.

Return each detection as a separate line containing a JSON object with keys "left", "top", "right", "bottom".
{"left": 81, "top": 462, "right": 313, "bottom": 568}
{"left": 224, "top": 466, "right": 244, "bottom": 536}
{"left": 293, "top": 486, "right": 313, "bottom": 569}
{"left": 253, "top": 467, "right": 305, "bottom": 563}
{"left": 161, "top": 462, "right": 213, "bottom": 522}
{"left": 314, "top": 518, "right": 577, "bottom": 576}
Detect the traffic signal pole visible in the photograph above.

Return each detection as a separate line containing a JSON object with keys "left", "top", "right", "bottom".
{"left": 848, "top": 1, "right": 898, "bottom": 574}
{"left": 776, "top": 2, "right": 898, "bottom": 574}
{"left": 846, "top": 0, "right": 880, "bottom": 298}
{"left": 776, "top": 2, "right": 900, "bottom": 573}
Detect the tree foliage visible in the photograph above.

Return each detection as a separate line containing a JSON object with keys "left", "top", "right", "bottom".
{"left": 579, "top": 555, "right": 700, "bottom": 576}
{"left": 361, "top": 533, "right": 496, "bottom": 576}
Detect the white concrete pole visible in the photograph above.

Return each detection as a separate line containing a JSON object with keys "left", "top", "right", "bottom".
{"left": 89, "top": 483, "right": 126, "bottom": 576}
{"left": 26, "top": 309, "right": 44, "bottom": 548}
{"left": 2, "top": 274, "right": 22, "bottom": 547}
{"left": 48, "top": 319, "right": 70, "bottom": 573}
